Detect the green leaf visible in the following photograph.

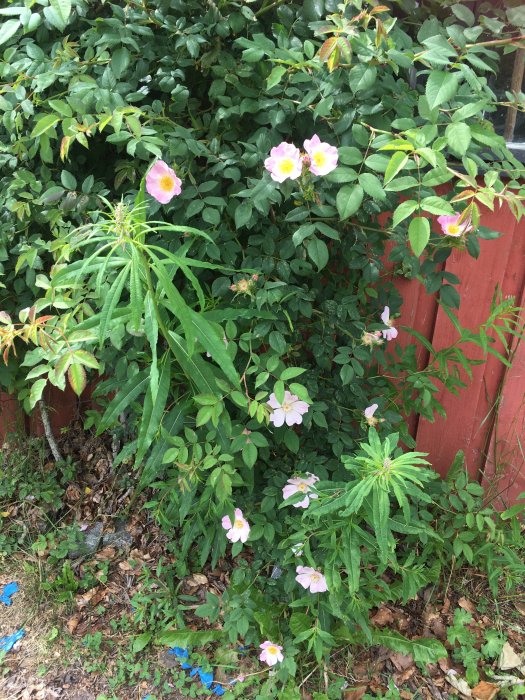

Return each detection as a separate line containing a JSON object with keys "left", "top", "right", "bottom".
{"left": 408, "top": 217, "right": 430, "bottom": 257}
{"left": 266, "top": 65, "right": 287, "bottom": 89}
{"left": 98, "top": 370, "right": 150, "bottom": 433}
{"left": 358, "top": 173, "right": 386, "bottom": 200}
{"left": 392, "top": 200, "right": 418, "bottom": 227}
{"left": 425, "top": 71, "right": 460, "bottom": 110}
{"left": 31, "top": 114, "right": 60, "bottom": 138}
{"left": 135, "top": 357, "right": 171, "bottom": 466}
{"left": 189, "top": 310, "right": 239, "bottom": 387}
{"left": 290, "top": 613, "right": 311, "bottom": 636}
{"left": 369, "top": 630, "right": 447, "bottom": 667}
{"left": 338, "top": 147, "right": 363, "bottom": 166}
{"left": 156, "top": 629, "right": 222, "bottom": 647}
{"left": 67, "top": 363, "right": 87, "bottom": 396}
{"left": 420, "top": 196, "right": 455, "bottom": 216}
{"left": 45, "top": 0, "right": 72, "bottom": 31}
{"left": 451, "top": 3, "right": 475, "bottom": 25}
{"left": 98, "top": 263, "right": 131, "bottom": 345}
{"left": 451, "top": 101, "right": 487, "bottom": 122}
{"left": 0, "top": 19, "right": 20, "bottom": 45}
{"left": 71, "top": 350, "right": 99, "bottom": 369}
{"left": 306, "top": 236, "right": 329, "bottom": 271}
{"left": 348, "top": 64, "right": 377, "bottom": 93}
{"left": 29, "top": 379, "right": 47, "bottom": 411}
{"left": 384, "top": 152, "right": 409, "bottom": 185}
{"left": 280, "top": 367, "right": 306, "bottom": 381}
{"left": 139, "top": 403, "right": 190, "bottom": 491}
{"left": 111, "top": 47, "right": 130, "bottom": 79}
{"left": 132, "top": 632, "right": 152, "bottom": 654}
{"left": 129, "top": 247, "right": 143, "bottom": 333}
{"left": 234, "top": 201, "right": 253, "bottom": 229}
{"left": 48, "top": 99, "right": 72, "bottom": 117}
{"left": 440, "top": 284, "right": 460, "bottom": 309}
{"left": 445, "top": 122, "right": 471, "bottom": 156}
{"left": 336, "top": 184, "right": 364, "bottom": 219}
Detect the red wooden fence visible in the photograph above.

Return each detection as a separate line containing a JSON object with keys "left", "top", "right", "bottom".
{"left": 0, "top": 204, "right": 523, "bottom": 505}
{"left": 395, "top": 203, "right": 525, "bottom": 505}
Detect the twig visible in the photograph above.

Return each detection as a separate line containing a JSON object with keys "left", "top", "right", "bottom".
{"left": 38, "top": 399, "right": 63, "bottom": 463}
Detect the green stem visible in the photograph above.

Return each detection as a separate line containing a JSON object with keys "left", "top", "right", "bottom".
{"left": 255, "top": 0, "right": 288, "bottom": 18}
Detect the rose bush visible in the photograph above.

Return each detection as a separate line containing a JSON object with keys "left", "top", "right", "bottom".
{"left": 1, "top": 0, "right": 525, "bottom": 696}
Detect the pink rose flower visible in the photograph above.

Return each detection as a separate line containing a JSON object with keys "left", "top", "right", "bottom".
{"left": 380, "top": 306, "right": 398, "bottom": 341}
{"left": 146, "top": 160, "right": 182, "bottom": 203}
{"left": 267, "top": 390, "right": 309, "bottom": 427}
{"left": 221, "top": 508, "right": 250, "bottom": 543}
{"left": 364, "top": 403, "right": 379, "bottom": 426}
{"left": 264, "top": 142, "right": 303, "bottom": 182}
{"left": 303, "top": 134, "right": 338, "bottom": 176}
{"left": 437, "top": 214, "right": 472, "bottom": 237}
{"left": 282, "top": 473, "right": 319, "bottom": 508}
{"left": 259, "top": 641, "right": 284, "bottom": 667}
{"left": 295, "top": 566, "right": 328, "bottom": 593}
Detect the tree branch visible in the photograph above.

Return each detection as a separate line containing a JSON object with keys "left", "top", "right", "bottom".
{"left": 38, "top": 400, "right": 63, "bottom": 463}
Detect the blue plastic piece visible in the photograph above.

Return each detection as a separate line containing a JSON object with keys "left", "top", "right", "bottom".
{"left": 168, "top": 646, "right": 189, "bottom": 658}
{"left": 198, "top": 668, "right": 214, "bottom": 688}
{"left": 0, "top": 582, "right": 19, "bottom": 606}
{"left": 167, "top": 645, "right": 226, "bottom": 696}
{"left": 0, "top": 629, "right": 25, "bottom": 653}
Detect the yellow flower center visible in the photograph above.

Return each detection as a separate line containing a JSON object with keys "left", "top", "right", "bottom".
{"left": 313, "top": 151, "right": 326, "bottom": 168}
{"left": 279, "top": 158, "right": 295, "bottom": 174}
{"left": 282, "top": 401, "right": 293, "bottom": 412}
{"left": 159, "top": 175, "right": 175, "bottom": 192}
{"left": 267, "top": 646, "right": 278, "bottom": 655}
{"left": 234, "top": 519, "right": 245, "bottom": 529}
{"left": 447, "top": 224, "right": 461, "bottom": 235}
{"left": 310, "top": 573, "right": 320, "bottom": 582}
{"left": 297, "top": 483, "right": 307, "bottom": 491}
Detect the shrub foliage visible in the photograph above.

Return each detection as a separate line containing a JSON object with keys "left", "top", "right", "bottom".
{"left": 1, "top": 0, "right": 525, "bottom": 693}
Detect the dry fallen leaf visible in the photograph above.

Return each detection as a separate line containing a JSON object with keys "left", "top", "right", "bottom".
{"left": 67, "top": 614, "right": 81, "bottom": 634}
{"left": 471, "top": 681, "right": 499, "bottom": 700}
{"left": 390, "top": 652, "right": 414, "bottom": 672}
{"left": 343, "top": 688, "right": 367, "bottom": 700}
{"left": 514, "top": 601, "right": 525, "bottom": 617}
{"left": 438, "top": 657, "right": 450, "bottom": 673}
{"left": 499, "top": 642, "right": 523, "bottom": 670}
{"left": 446, "top": 670, "right": 472, "bottom": 697}
{"left": 458, "top": 597, "right": 476, "bottom": 614}
{"left": 371, "top": 605, "right": 395, "bottom": 627}
{"left": 95, "top": 546, "right": 116, "bottom": 560}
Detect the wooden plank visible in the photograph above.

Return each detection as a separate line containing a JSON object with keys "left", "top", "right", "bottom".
{"left": 415, "top": 204, "right": 523, "bottom": 478}
{"left": 482, "top": 279, "right": 525, "bottom": 507}
{"left": 0, "top": 392, "right": 24, "bottom": 440}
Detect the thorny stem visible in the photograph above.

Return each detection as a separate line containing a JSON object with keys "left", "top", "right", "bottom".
{"left": 38, "top": 400, "right": 63, "bottom": 463}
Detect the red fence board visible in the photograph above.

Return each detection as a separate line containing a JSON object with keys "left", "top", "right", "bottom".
{"left": 414, "top": 205, "right": 524, "bottom": 480}
{"left": 482, "top": 277, "right": 525, "bottom": 508}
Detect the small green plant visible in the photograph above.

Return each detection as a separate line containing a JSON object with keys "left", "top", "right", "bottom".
{"left": 447, "top": 608, "right": 507, "bottom": 686}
